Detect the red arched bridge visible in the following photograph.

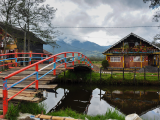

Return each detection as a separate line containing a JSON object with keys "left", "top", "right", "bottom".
{"left": 0, "top": 52, "right": 93, "bottom": 118}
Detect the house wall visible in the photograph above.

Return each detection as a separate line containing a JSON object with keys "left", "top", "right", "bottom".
{"left": 106, "top": 55, "right": 148, "bottom": 68}
{"left": 106, "top": 56, "right": 123, "bottom": 67}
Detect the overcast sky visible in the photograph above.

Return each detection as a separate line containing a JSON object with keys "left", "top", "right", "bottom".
{"left": 46, "top": 0, "right": 160, "bottom": 46}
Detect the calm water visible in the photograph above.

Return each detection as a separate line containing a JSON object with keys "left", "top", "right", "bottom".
{"left": 41, "top": 84, "right": 160, "bottom": 120}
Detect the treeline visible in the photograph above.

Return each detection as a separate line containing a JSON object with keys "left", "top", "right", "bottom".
{"left": 88, "top": 56, "right": 105, "bottom": 61}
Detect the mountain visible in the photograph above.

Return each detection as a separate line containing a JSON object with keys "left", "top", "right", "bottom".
{"left": 43, "top": 39, "right": 111, "bottom": 57}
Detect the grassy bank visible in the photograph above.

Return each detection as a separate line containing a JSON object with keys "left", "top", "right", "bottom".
{"left": 55, "top": 70, "right": 160, "bottom": 85}
{"left": 47, "top": 108, "right": 125, "bottom": 120}
{"left": 3, "top": 102, "right": 125, "bottom": 120}
{"left": 4, "top": 102, "right": 46, "bottom": 120}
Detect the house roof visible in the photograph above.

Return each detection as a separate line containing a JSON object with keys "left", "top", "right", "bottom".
{"left": 43, "top": 49, "right": 53, "bottom": 55}
{"left": 102, "top": 32, "right": 160, "bottom": 54}
{"left": 0, "top": 21, "right": 46, "bottom": 44}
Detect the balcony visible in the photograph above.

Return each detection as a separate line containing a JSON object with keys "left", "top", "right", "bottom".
{"left": 107, "top": 47, "right": 160, "bottom": 54}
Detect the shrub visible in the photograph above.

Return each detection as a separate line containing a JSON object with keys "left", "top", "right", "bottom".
{"left": 102, "top": 60, "right": 109, "bottom": 68}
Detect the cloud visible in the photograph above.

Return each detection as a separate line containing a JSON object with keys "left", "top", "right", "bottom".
{"left": 45, "top": 0, "right": 160, "bottom": 46}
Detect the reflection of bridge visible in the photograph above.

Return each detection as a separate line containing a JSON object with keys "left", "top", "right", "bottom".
{"left": 49, "top": 87, "right": 93, "bottom": 114}
{"left": 102, "top": 89, "right": 160, "bottom": 116}
{"left": 0, "top": 52, "right": 93, "bottom": 118}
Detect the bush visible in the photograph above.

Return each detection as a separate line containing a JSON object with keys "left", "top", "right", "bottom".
{"left": 102, "top": 60, "right": 109, "bottom": 68}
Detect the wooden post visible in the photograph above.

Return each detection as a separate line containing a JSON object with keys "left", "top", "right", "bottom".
{"left": 156, "top": 55, "right": 157, "bottom": 66}
{"left": 123, "top": 55, "right": 124, "bottom": 68}
{"left": 106, "top": 55, "right": 107, "bottom": 60}
{"left": 100, "top": 67, "right": 101, "bottom": 81}
{"left": 123, "top": 67, "right": 124, "bottom": 80}
{"left": 141, "top": 54, "right": 142, "bottom": 68}
{"left": 158, "top": 66, "right": 159, "bottom": 81}
{"left": 144, "top": 66, "right": 145, "bottom": 80}
{"left": 134, "top": 66, "right": 136, "bottom": 83}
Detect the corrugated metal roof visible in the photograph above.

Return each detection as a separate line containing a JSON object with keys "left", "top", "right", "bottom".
{"left": 102, "top": 32, "right": 160, "bottom": 54}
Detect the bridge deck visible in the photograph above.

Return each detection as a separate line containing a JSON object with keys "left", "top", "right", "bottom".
{"left": 0, "top": 63, "right": 91, "bottom": 110}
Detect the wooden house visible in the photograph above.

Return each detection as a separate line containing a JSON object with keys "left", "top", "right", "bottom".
{"left": 102, "top": 33, "right": 160, "bottom": 68}
{"left": 0, "top": 22, "right": 46, "bottom": 63}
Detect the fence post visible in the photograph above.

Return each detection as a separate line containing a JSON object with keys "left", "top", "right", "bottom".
{"left": 53, "top": 56, "right": 56, "bottom": 76}
{"left": 100, "top": 67, "right": 101, "bottom": 81}
{"left": 64, "top": 53, "right": 67, "bottom": 68}
{"left": 158, "top": 66, "right": 159, "bottom": 81}
{"left": 35, "top": 64, "right": 38, "bottom": 90}
{"left": 72, "top": 53, "right": 74, "bottom": 66}
{"left": 3, "top": 78, "right": 8, "bottom": 117}
{"left": 111, "top": 67, "right": 112, "bottom": 78}
{"left": 123, "top": 67, "right": 124, "bottom": 80}
{"left": 78, "top": 53, "right": 80, "bottom": 64}
{"left": 144, "top": 66, "right": 145, "bottom": 80}
{"left": 134, "top": 66, "right": 136, "bottom": 84}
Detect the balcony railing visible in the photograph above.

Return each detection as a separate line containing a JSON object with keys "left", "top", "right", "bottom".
{"left": 107, "top": 47, "right": 160, "bottom": 54}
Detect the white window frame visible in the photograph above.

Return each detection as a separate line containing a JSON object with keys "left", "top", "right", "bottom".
{"left": 110, "top": 56, "right": 121, "bottom": 62}
{"left": 133, "top": 56, "right": 144, "bottom": 62}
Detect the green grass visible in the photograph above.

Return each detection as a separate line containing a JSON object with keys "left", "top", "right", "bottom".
{"left": 47, "top": 108, "right": 125, "bottom": 120}
{"left": 5, "top": 102, "right": 47, "bottom": 120}
{"left": 56, "top": 70, "right": 160, "bottom": 85}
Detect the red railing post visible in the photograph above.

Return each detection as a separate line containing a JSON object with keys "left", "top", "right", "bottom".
{"left": 41, "top": 54, "right": 43, "bottom": 64}
{"left": 29, "top": 51, "right": 32, "bottom": 65}
{"left": 53, "top": 56, "right": 56, "bottom": 75}
{"left": 35, "top": 64, "right": 38, "bottom": 90}
{"left": 82, "top": 55, "right": 84, "bottom": 64}
{"left": 3, "top": 78, "right": 8, "bottom": 117}
{"left": 64, "top": 53, "right": 67, "bottom": 68}
{"left": 72, "top": 53, "right": 74, "bottom": 66}
{"left": 15, "top": 52, "right": 17, "bottom": 67}
{"left": 78, "top": 53, "right": 80, "bottom": 64}
{"left": 88, "top": 59, "right": 89, "bottom": 66}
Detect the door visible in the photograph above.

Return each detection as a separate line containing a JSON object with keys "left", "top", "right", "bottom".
{"left": 124, "top": 56, "right": 130, "bottom": 68}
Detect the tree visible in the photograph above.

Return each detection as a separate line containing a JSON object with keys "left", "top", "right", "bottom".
{"left": 0, "top": 0, "right": 18, "bottom": 69}
{"left": 143, "top": 0, "right": 160, "bottom": 9}
{"left": 14, "top": 0, "right": 59, "bottom": 52}
{"left": 144, "top": 0, "right": 160, "bottom": 47}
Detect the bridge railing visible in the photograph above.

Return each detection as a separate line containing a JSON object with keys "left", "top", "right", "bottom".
{"left": 1, "top": 52, "right": 93, "bottom": 118}
{"left": 0, "top": 52, "right": 55, "bottom": 70}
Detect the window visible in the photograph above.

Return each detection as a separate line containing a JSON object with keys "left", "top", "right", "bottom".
{"left": 110, "top": 56, "right": 121, "bottom": 62}
{"left": 133, "top": 56, "right": 144, "bottom": 62}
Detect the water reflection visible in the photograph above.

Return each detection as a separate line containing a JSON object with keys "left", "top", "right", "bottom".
{"left": 41, "top": 85, "right": 160, "bottom": 120}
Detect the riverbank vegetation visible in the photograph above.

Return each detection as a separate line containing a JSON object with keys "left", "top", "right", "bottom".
{"left": 3, "top": 102, "right": 125, "bottom": 120}
{"left": 55, "top": 70, "right": 160, "bottom": 86}
{"left": 4, "top": 102, "right": 46, "bottom": 120}
{"left": 47, "top": 108, "right": 125, "bottom": 120}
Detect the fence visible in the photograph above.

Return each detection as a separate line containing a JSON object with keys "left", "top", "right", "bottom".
{"left": 100, "top": 66, "right": 160, "bottom": 82}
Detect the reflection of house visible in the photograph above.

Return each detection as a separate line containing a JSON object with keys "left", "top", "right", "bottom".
{"left": 102, "top": 33, "right": 160, "bottom": 68}
{"left": 102, "top": 90, "right": 160, "bottom": 116}
{"left": 49, "top": 88, "right": 93, "bottom": 114}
